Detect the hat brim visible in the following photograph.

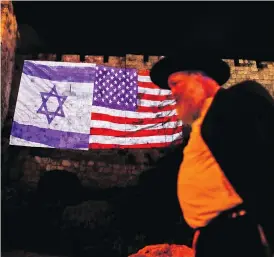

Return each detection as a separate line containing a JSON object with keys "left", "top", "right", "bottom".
{"left": 150, "top": 54, "right": 231, "bottom": 89}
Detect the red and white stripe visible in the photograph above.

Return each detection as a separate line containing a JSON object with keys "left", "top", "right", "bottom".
{"left": 89, "top": 71, "right": 183, "bottom": 149}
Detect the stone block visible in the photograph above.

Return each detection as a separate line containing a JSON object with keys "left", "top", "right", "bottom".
{"left": 61, "top": 54, "right": 80, "bottom": 62}
{"left": 84, "top": 55, "right": 104, "bottom": 64}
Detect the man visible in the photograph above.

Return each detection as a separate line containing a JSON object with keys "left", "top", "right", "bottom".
{"left": 150, "top": 53, "right": 274, "bottom": 257}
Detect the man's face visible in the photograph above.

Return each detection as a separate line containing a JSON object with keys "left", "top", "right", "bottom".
{"left": 168, "top": 72, "right": 207, "bottom": 124}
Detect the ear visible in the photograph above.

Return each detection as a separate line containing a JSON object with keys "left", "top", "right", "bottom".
{"left": 199, "top": 75, "right": 220, "bottom": 98}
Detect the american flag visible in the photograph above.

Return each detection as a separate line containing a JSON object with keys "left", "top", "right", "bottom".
{"left": 89, "top": 65, "right": 183, "bottom": 149}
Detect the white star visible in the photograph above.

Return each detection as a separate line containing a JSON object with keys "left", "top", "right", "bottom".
{"left": 95, "top": 89, "right": 98, "bottom": 92}
{"left": 111, "top": 76, "right": 114, "bottom": 80}
{"left": 102, "top": 99, "right": 105, "bottom": 102}
{"left": 122, "top": 74, "right": 125, "bottom": 78}
{"left": 110, "top": 91, "right": 113, "bottom": 96}
{"left": 129, "top": 90, "right": 133, "bottom": 94}
{"left": 96, "top": 66, "right": 99, "bottom": 70}
{"left": 102, "top": 90, "right": 105, "bottom": 94}
{"left": 114, "top": 81, "right": 117, "bottom": 84}
{"left": 130, "top": 82, "right": 133, "bottom": 86}
{"left": 122, "top": 89, "right": 125, "bottom": 93}
{"left": 106, "top": 95, "right": 109, "bottom": 99}
{"left": 95, "top": 81, "right": 98, "bottom": 84}
{"left": 99, "top": 78, "right": 102, "bottom": 82}
{"left": 118, "top": 85, "right": 121, "bottom": 89}
{"left": 126, "top": 72, "right": 129, "bottom": 75}
{"left": 122, "top": 82, "right": 125, "bottom": 85}
{"left": 106, "top": 79, "right": 110, "bottom": 83}
{"left": 113, "top": 88, "right": 117, "bottom": 92}
{"left": 133, "top": 95, "right": 137, "bottom": 98}
{"left": 119, "top": 70, "right": 122, "bottom": 74}
{"left": 107, "top": 72, "right": 110, "bottom": 75}
{"left": 126, "top": 86, "right": 129, "bottom": 89}
{"left": 126, "top": 79, "right": 129, "bottom": 82}
{"left": 125, "top": 102, "right": 128, "bottom": 106}
{"left": 110, "top": 84, "right": 113, "bottom": 88}
{"left": 103, "top": 68, "right": 106, "bottom": 71}
{"left": 115, "top": 73, "right": 118, "bottom": 76}
{"left": 130, "top": 76, "right": 133, "bottom": 79}
{"left": 102, "top": 82, "right": 106, "bottom": 86}
{"left": 109, "top": 100, "right": 112, "bottom": 104}
{"left": 99, "top": 71, "right": 102, "bottom": 74}
{"left": 111, "top": 69, "right": 114, "bottom": 73}
{"left": 117, "top": 101, "right": 120, "bottom": 105}
{"left": 129, "top": 98, "right": 132, "bottom": 102}
{"left": 113, "top": 96, "right": 116, "bottom": 100}
{"left": 106, "top": 87, "right": 109, "bottom": 91}
{"left": 94, "top": 96, "right": 97, "bottom": 100}
{"left": 133, "top": 103, "right": 136, "bottom": 106}
{"left": 103, "top": 75, "right": 106, "bottom": 79}
{"left": 125, "top": 94, "right": 129, "bottom": 98}
{"left": 118, "top": 77, "right": 121, "bottom": 81}
{"left": 121, "top": 98, "right": 124, "bottom": 101}
{"left": 98, "top": 93, "right": 101, "bottom": 97}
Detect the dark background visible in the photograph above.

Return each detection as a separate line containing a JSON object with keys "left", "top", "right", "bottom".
{"left": 13, "top": 1, "right": 274, "bottom": 60}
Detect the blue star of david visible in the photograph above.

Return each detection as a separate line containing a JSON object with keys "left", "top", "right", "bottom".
{"left": 37, "top": 85, "right": 67, "bottom": 124}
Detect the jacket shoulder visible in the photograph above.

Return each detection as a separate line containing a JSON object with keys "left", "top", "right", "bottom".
{"left": 226, "top": 80, "right": 274, "bottom": 107}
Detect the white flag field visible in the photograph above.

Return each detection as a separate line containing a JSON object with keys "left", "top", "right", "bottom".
{"left": 9, "top": 60, "right": 183, "bottom": 150}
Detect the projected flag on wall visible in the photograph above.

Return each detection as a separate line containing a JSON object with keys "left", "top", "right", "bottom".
{"left": 9, "top": 60, "right": 183, "bottom": 150}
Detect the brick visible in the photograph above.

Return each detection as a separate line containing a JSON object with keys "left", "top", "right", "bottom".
{"left": 126, "top": 54, "right": 144, "bottom": 62}
{"left": 34, "top": 156, "right": 42, "bottom": 164}
{"left": 73, "top": 161, "right": 80, "bottom": 168}
{"left": 231, "top": 73, "right": 237, "bottom": 79}
{"left": 61, "top": 55, "right": 80, "bottom": 62}
{"left": 106, "top": 56, "right": 125, "bottom": 68}
{"left": 126, "top": 54, "right": 145, "bottom": 69}
{"left": 62, "top": 159, "right": 71, "bottom": 167}
{"left": 264, "top": 80, "right": 272, "bottom": 84}
{"left": 84, "top": 55, "right": 104, "bottom": 64}
{"left": 37, "top": 53, "right": 57, "bottom": 61}
{"left": 248, "top": 75, "right": 259, "bottom": 80}
{"left": 145, "top": 56, "right": 160, "bottom": 69}
{"left": 87, "top": 161, "right": 94, "bottom": 166}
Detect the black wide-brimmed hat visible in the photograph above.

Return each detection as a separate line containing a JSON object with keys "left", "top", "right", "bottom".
{"left": 150, "top": 52, "right": 231, "bottom": 89}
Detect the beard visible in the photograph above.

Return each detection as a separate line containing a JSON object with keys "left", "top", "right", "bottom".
{"left": 176, "top": 101, "right": 200, "bottom": 125}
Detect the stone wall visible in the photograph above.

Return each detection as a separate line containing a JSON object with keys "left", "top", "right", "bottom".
{"left": 2, "top": 53, "right": 274, "bottom": 189}
{"left": 1, "top": 0, "right": 18, "bottom": 129}
{"left": 223, "top": 59, "right": 274, "bottom": 96}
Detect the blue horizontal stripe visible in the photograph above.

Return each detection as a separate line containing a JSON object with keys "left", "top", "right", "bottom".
{"left": 23, "top": 61, "right": 96, "bottom": 83}
{"left": 11, "top": 121, "right": 89, "bottom": 150}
